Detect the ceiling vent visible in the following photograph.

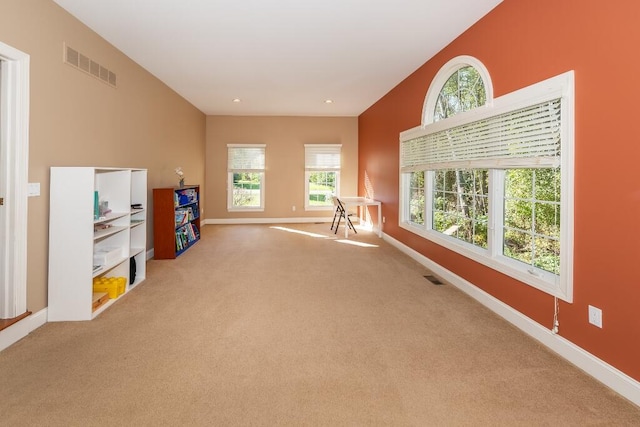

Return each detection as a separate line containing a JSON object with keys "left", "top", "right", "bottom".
{"left": 64, "top": 43, "right": 117, "bottom": 88}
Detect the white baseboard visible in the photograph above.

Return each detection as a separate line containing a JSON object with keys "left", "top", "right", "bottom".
{"left": 201, "top": 217, "right": 376, "bottom": 229}
{"left": 383, "top": 233, "right": 640, "bottom": 408}
{"left": 203, "top": 217, "right": 333, "bottom": 225}
{"left": 0, "top": 308, "right": 48, "bottom": 353}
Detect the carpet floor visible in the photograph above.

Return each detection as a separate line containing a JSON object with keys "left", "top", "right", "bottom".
{"left": 1, "top": 223, "right": 639, "bottom": 426}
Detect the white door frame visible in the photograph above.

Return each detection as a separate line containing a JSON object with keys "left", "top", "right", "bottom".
{"left": 0, "top": 41, "right": 30, "bottom": 319}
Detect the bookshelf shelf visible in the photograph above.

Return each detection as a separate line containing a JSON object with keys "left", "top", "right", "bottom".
{"left": 91, "top": 256, "right": 127, "bottom": 279}
{"left": 48, "top": 167, "right": 148, "bottom": 321}
{"left": 94, "top": 211, "right": 129, "bottom": 224}
{"left": 130, "top": 247, "right": 145, "bottom": 257}
{"left": 153, "top": 185, "right": 201, "bottom": 259}
{"left": 93, "top": 225, "right": 128, "bottom": 240}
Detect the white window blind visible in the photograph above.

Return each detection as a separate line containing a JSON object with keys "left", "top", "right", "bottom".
{"left": 227, "top": 144, "right": 265, "bottom": 172}
{"left": 305, "top": 144, "right": 341, "bottom": 170}
{"left": 401, "top": 98, "right": 562, "bottom": 172}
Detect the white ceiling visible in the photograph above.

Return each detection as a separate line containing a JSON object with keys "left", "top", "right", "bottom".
{"left": 52, "top": 0, "right": 502, "bottom": 116}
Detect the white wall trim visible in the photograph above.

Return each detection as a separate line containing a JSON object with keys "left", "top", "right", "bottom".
{"left": 0, "top": 42, "right": 30, "bottom": 318}
{"left": 203, "top": 217, "right": 334, "bottom": 225}
{"left": 0, "top": 308, "right": 47, "bottom": 353}
{"left": 383, "top": 232, "right": 640, "bottom": 408}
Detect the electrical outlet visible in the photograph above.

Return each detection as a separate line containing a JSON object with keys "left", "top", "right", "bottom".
{"left": 588, "top": 305, "right": 603, "bottom": 328}
{"left": 292, "top": 205, "right": 296, "bottom": 212}
{"left": 382, "top": 216, "right": 386, "bottom": 223}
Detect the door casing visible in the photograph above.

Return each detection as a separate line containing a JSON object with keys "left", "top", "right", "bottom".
{"left": 0, "top": 41, "right": 30, "bottom": 319}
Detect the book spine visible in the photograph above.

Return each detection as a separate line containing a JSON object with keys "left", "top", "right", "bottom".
{"left": 94, "top": 191, "right": 99, "bottom": 220}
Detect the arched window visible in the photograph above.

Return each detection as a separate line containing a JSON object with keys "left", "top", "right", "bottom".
{"left": 434, "top": 66, "right": 486, "bottom": 121}
{"left": 407, "top": 57, "right": 492, "bottom": 237}
{"left": 399, "top": 56, "right": 574, "bottom": 302}
{"left": 422, "top": 55, "right": 492, "bottom": 124}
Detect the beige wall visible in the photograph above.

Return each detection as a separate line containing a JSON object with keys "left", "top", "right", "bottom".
{"left": 205, "top": 116, "right": 358, "bottom": 220}
{"left": 0, "top": 0, "right": 206, "bottom": 313}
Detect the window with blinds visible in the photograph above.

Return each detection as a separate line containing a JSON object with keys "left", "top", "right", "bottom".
{"left": 305, "top": 144, "right": 341, "bottom": 170}
{"left": 228, "top": 144, "right": 266, "bottom": 172}
{"left": 227, "top": 144, "right": 266, "bottom": 211}
{"left": 305, "top": 144, "right": 341, "bottom": 210}
{"left": 401, "top": 98, "right": 562, "bottom": 172}
{"left": 399, "top": 69, "right": 574, "bottom": 302}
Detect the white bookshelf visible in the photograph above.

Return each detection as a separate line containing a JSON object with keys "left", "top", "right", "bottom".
{"left": 48, "top": 167, "right": 147, "bottom": 321}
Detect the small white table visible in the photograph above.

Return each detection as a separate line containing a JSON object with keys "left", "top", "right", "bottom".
{"left": 339, "top": 197, "right": 382, "bottom": 238}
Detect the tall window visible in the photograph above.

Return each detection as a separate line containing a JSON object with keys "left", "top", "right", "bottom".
{"left": 304, "top": 144, "right": 341, "bottom": 210}
{"left": 400, "top": 56, "right": 574, "bottom": 302}
{"left": 227, "top": 144, "right": 265, "bottom": 211}
{"left": 504, "top": 168, "right": 561, "bottom": 275}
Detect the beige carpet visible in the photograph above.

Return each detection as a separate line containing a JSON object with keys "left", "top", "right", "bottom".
{"left": 1, "top": 223, "right": 639, "bottom": 426}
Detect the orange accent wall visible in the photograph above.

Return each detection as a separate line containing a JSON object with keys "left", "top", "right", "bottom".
{"left": 359, "top": 0, "right": 640, "bottom": 382}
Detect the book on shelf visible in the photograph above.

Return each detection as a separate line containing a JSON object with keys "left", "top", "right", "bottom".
{"left": 185, "top": 223, "right": 199, "bottom": 241}
{"left": 175, "top": 210, "right": 188, "bottom": 227}
{"left": 175, "top": 223, "right": 200, "bottom": 251}
{"left": 94, "top": 191, "right": 99, "bottom": 220}
{"left": 175, "top": 188, "right": 198, "bottom": 207}
{"left": 175, "top": 228, "right": 188, "bottom": 251}
{"left": 175, "top": 206, "right": 198, "bottom": 226}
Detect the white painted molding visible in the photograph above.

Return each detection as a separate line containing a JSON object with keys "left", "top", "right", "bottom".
{"left": 0, "top": 42, "right": 30, "bottom": 318}
{"left": 201, "top": 217, "right": 376, "bottom": 229}
{"left": 203, "top": 217, "right": 334, "bottom": 225}
{"left": 383, "top": 232, "right": 640, "bottom": 408}
{"left": 0, "top": 308, "right": 47, "bottom": 353}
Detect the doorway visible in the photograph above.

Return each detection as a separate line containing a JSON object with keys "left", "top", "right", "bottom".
{"left": 0, "top": 41, "right": 30, "bottom": 324}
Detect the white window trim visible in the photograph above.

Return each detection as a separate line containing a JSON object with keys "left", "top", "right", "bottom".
{"left": 227, "top": 144, "right": 266, "bottom": 212}
{"left": 400, "top": 68, "right": 574, "bottom": 302}
{"left": 0, "top": 42, "right": 30, "bottom": 319}
{"left": 304, "top": 144, "right": 342, "bottom": 211}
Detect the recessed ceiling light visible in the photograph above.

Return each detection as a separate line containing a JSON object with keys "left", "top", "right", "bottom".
{"left": 324, "top": 99, "right": 333, "bottom": 104}
{"left": 232, "top": 98, "right": 241, "bottom": 103}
